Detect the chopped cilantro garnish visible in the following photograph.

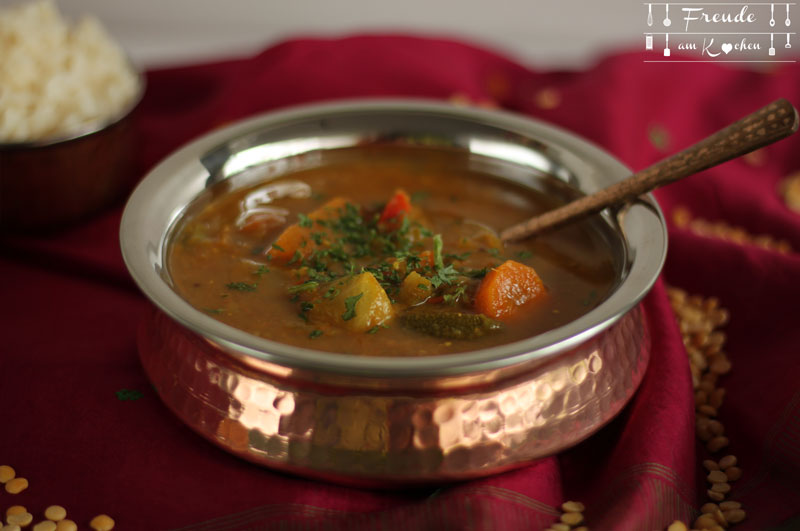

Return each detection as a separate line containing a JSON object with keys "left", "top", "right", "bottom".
{"left": 298, "top": 213, "right": 313, "bottom": 228}
{"left": 287, "top": 281, "right": 319, "bottom": 294}
{"left": 202, "top": 308, "right": 224, "bottom": 314}
{"left": 342, "top": 292, "right": 363, "bottom": 321}
{"left": 516, "top": 250, "right": 533, "bottom": 260}
{"left": 271, "top": 243, "right": 285, "bottom": 252}
{"left": 226, "top": 282, "right": 257, "bottom": 292}
{"left": 253, "top": 265, "right": 270, "bottom": 277}
{"left": 487, "top": 248, "right": 501, "bottom": 257}
{"left": 309, "top": 329, "right": 323, "bottom": 339}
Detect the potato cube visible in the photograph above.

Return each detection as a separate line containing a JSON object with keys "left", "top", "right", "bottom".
{"left": 310, "top": 272, "right": 394, "bottom": 332}
{"left": 398, "top": 271, "right": 432, "bottom": 306}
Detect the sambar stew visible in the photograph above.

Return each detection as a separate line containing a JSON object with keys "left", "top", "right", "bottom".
{"left": 169, "top": 146, "right": 617, "bottom": 356}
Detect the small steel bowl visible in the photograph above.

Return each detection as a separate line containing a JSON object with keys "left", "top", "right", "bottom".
{"left": 120, "top": 100, "right": 667, "bottom": 485}
{"left": 0, "top": 75, "right": 144, "bottom": 232}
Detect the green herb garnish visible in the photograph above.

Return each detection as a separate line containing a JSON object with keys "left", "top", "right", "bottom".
{"left": 309, "top": 329, "right": 323, "bottom": 339}
{"left": 342, "top": 292, "right": 363, "bottom": 321}
{"left": 226, "top": 282, "right": 257, "bottom": 292}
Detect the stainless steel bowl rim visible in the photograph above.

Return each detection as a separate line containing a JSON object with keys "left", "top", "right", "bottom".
{"left": 120, "top": 98, "right": 667, "bottom": 378}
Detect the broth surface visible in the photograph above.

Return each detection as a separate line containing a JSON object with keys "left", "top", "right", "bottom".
{"left": 169, "top": 146, "right": 618, "bottom": 356}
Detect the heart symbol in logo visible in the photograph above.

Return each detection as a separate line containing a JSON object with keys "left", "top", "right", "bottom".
{"left": 721, "top": 42, "right": 733, "bottom": 54}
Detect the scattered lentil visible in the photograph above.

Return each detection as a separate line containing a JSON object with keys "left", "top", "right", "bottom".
{"left": 667, "top": 521, "right": 688, "bottom": 531}
{"left": 4, "top": 477, "right": 28, "bottom": 495}
{"left": 719, "top": 501, "right": 741, "bottom": 511}
{"left": 723, "top": 509, "right": 746, "bottom": 524}
{"left": 5, "top": 507, "right": 26, "bottom": 518}
{"left": 0, "top": 466, "right": 15, "bottom": 483}
{"left": 89, "top": 514, "right": 114, "bottom": 531}
{"left": 6, "top": 512, "right": 32, "bottom": 528}
{"left": 2, "top": 525, "right": 22, "bottom": 531}
{"left": 33, "top": 522, "right": 57, "bottom": 531}
{"left": 560, "top": 512, "right": 584, "bottom": 526}
{"left": 725, "top": 466, "right": 742, "bottom": 482}
{"left": 707, "top": 470, "right": 728, "bottom": 483}
{"left": 707, "top": 490, "right": 725, "bottom": 502}
{"left": 43, "top": 507, "right": 66, "bottom": 523}
{"left": 707, "top": 436, "right": 730, "bottom": 453}
{"left": 702, "top": 460, "right": 719, "bottom": 472}
{"left": 700, "top": 503, "right": 719, "bottom": 514}
{"left": 710, "top": 482, "right": 731, "bottom": 494}
{"left": 54, "top": 520, "right": 77, "bottom": 531}
{"left": 550, "top": 524, "right": 571, "bottom": 531}
{"left": 718, "top": 455, "right": 737, "bottom": 469}
{"left": 694, "top": 514, "right": 717, "bottom": 529}
{"left": 561, "top": 501, "right": 585, "bottom": 513}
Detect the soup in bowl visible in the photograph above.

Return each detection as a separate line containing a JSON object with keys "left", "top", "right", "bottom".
{"left": 121, "top": 100, "right": 666, "bottom": 484}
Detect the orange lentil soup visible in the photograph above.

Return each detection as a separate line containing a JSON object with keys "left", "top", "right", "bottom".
{"left": 168, "top": 146, "right": 618, "bottom": 356}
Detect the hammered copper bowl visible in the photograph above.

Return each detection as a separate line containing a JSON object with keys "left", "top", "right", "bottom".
{"left": 0, "top": 77, "right": 144, "bottom": 232}
{"left": 120, "top": 100, "right": 667, "bottom": 486}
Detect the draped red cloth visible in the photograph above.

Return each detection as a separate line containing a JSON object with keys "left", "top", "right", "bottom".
{"left": 2, "top": 36, "right": 799, "bottom": 530}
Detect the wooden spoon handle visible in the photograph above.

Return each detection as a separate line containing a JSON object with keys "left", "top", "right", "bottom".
{"left": 500, "top": 98, "right": 799, "bottom": 242}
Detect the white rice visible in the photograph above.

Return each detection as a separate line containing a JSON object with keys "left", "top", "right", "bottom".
{"left": 0, "top": 1, "right": 139, "bottom": 143}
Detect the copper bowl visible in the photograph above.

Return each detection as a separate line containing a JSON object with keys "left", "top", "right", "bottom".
{"left": 0, "top": 76, "right": 144, "bottom": 232}
{"left": 120, "top": 100, "right": 667, "bottom": 485}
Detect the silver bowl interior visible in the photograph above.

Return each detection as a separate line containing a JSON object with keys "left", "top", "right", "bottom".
{"left": 120, "top": 99, "right": 667, "bottom": 378}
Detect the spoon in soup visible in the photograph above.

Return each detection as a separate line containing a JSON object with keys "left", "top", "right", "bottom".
{"left": 500, "top": 98, "right": 799, "bottom": 242}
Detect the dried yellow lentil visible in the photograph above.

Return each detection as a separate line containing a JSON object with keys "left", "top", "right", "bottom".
{"left": 718, "top": 500, "right": 741, "bottom": 511}
{"left": 725, "top": 466, "right": 742, "bottom": 481}
{"left": 89, "top": 514, "right": 114, "bottom": 531}
{"left": 667, "top": 521, "right": 688, "bottom": 531}
{"left": 33, "top": 521, "right": 57, "bottom": 531}
{"left": 702, "top": 460, "right": 719, "bottom": 471}
{"left": 694, "top": 514, "right": 717, "bottom": 529}
{"left": 43, "top": 507, "right": 66, "bottom": 523}
{"left": 0, "top": 465, "right": 15, "bottom": 483}
{"left": 723, "top": 509, "right": 746, "bottom": 524}
{"left": 707, "top": 436, "right": 729, "bottom": 453}
{"left": 54, "top": 520, "right": 77, "bottom": 531}
{"left": 707, "top": 490, "right": 725, "bottom": 502}
{"left": 561, "top": 500, "right": 585, "bottom": 513}
{"left": 6, "top": 512, "right": 33, "bottom": 527}
{"left": 4, "top": 477, "right": 28, "bottom": 495}
{"left": 5, "top": 507, "right": 26, "bottom": 518}
{"left": 700, "top": 502, "right": 719, "bottom": 514}
{"left": 710, "top": 482, "right": 731, "bottom": 494}
{"left": 707, "top": 470, "right": 728, "bottom": 483}
{"left": 550, "top": 523, "right": 570, "bottom": 531}
{"left": 718, "top": 455, "right": 737, "bottom": 469}
{"left": 560, "top": 512, "right": 583, "bottom": 526}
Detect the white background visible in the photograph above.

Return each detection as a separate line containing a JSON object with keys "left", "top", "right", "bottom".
{"left": 5, "top": 0, "right": 645, "bottom": 69}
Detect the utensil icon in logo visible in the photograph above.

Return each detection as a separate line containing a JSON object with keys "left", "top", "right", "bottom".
{"left": 664, "top": 4, "right": 672, "bottom": 26}
{"left": 664, "top": 33, "right": 671, "bottom": 56}
{"left": 648, "top": 3, "right": 653, "bottom": 26}
{"left": 787, "top": 33, "right": 792, "bottom": 48}
{"left": 787, "top": 3, "right": 791, "bottom": 26}
{"left": 770, "top": 32, "right": 776, "bottom": 55}
{"left": 646, "top": 34, "right": 654, "bottom": 50}
{"left": 771, "top": 3, "right": 776, "bottom": 27}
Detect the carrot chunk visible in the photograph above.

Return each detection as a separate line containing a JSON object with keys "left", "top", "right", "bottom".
{"left": 378, "top": 189, "right": 412, "bottom": 231}
{"left": 474, "top": 260, "right": 545, "bottom": 320}
{"left": 267, "top": 197, "right": 349, "bottom": 263}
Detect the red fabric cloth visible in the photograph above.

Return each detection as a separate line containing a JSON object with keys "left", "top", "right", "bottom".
{"left": 2, "top": 35, "right": 799, "bottom": 530}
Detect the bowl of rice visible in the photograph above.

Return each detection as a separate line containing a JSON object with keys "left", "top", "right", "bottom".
{"left": 0, "top": 0, "right": 144, "bottom": 232}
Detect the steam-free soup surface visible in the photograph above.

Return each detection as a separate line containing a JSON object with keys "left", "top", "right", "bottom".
{"left": 169, "top": 146, "right": 617, "bottom": 356}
